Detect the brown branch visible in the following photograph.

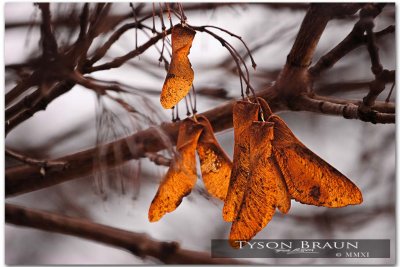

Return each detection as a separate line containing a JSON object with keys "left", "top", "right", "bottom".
{"left": 85, "top": 27, "right": 172, "bottom": 73}
{"left": 385, "top": 82, "right": 395, "bottom": 103}
{"left": 68, "top": 71, "right": 127, "bottom": 94}
{"left": 292, "top": 94, "right": 395, "bottom": 124}
{"left": 315, "top": 71, "right": 395, "bottom": 96}
{"left": 78, "top": 3, "right": 90, "bottom": 41}
{"left": 362, "top": 4, "right": 385, "bottom": 75}
{"left": 276, "top": 4, "right": 362, "bottom": 97}
{"left": 5, "top": 17, "right": 75, "bottom": 30}
{"left": 362, "top": 70, "right": 394, "bottom": 107}
{"left": 309, "top": 12, "right": 392, "bottom": 77}
{"left": 6, "top": 23, "right": 163, "bottom": 135}
{"left": 196, "top": 87, "right": 230, "bottom": 100}
{"left": 5, "top": 72, "right": 40, "bottom": 105}
{"left": 358, "top": 5, "right": 392, "bottom": 117}
{"left": 6, "top": 148, "right": 67, "bottom": 170}
{"left": 5, "top": 203, "right": 245, "bottom": 264}
{"left": 37, "top": 3, "right": 59, "bottom": 58}
{"left": 5, "top": 3, "right": 234, "bottom": 30}
{"left": 86, "top": 21, "right": 145, "bottom": 66}
{"left": 6, "top": 80, "right": 76, "bottom": 135}
{"left": 145, "top": 152, "right": 171, "bottom": 167}
{"left": 312, "top": 95, "right": 395, "bottom": 114}
{"left": 316, "top": 80, "right": 370, "bottom": 95}
{"left": 285, "top": 5, "right": 331, "bottom": 68}
{"left": 5, "top": 86, "right": 280, "bottom": 197}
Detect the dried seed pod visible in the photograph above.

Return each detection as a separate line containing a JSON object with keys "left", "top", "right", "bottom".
{"left": 268, "top": 114, "right": 363, "bottom": 207}
{"left": 160, "top": 24, "right": 196, "bottom": 109}
{"left": 223, "top": 101, "right": 259, "bottom": 222}
{"left": 229, "top": 121, "right": 290, "bottom": 248}
{"left": 148, "top": 118, "right": 203, "bottom": 222}
{"left": 196, "top": 115, "right": 232, "bottom": 200}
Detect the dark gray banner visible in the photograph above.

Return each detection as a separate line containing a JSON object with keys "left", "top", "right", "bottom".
{"left": 211, "top": 239, "right": 390, "bottom": 258}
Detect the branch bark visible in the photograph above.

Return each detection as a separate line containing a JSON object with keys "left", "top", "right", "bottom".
{"left": 310, "top": 16, "right": 392, "bottom": 77}
{"left": 293, "top": 95, "right": 395, "bottom": 124}
{"left": 276, "top": 4, "right": 362, "bottom": 98}
{"left": 5, "top": 203, "right": 245, "bottom": 264}
{"left": 6, "top": 80, "right": 76, "bottom": 135}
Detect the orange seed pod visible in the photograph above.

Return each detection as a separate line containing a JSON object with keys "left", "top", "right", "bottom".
{"left": 196, "top": 115, "right": 232, "bottom": 200}
{"left": 148, "top": 118, "right": 203, "bottom": 222}
{"left": 223, "top": 101, "right": 259, "bottom": 222}
{"left": 229, "top": 121, "right": 290, "bottom": 247}
{"left": 160, "top": 24, "right": 196, "bottom": 109}
{"left": 269, "top": 115, "right": 363, "bottom": 208}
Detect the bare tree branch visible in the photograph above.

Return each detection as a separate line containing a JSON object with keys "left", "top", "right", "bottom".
{"left": 293, "top": 94, "right": 395, "bottom": 124}
{"left": 5, "top": 25, "right": 169, "bottom": 134}
{"left": 5, "top": 148, "right": 67, "bottom": 170}
{"left": 5, "top": 203, "right": 245, "bottom": 264}
{"left": 310, "top": 9, "right": 392, "bottom": 77}
{"left": 311, "top": 94, "right": 395, "bottom": 114}
{"left": 85, "top": 27, "right": 173, "bottom": 73}
{"left": 145, "top": 152, "right": 171, "bottom": 167}
{"left": 6, "top": 80, "right": 75, "bottom": 135}
{"left": 277, "top": 4, "right": 362, "bottom": 98}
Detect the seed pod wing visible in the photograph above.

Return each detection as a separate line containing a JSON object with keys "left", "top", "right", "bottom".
{"left": 148, "top": 118, "right": 203, "bottom": 222}
{"left": 160, "top": 24, "right": 196, "bottom": 109}
{"left": 223, "top": 101, "right": 260, "bottom": 222}
{"left": 230, "top": 122, "right": 290, "bottom": 247}
{"left": 196, "top": 115, "right": 232, "bottom": 200}
{"left": 269, "top": 115, "right": 363, "bottom": 207}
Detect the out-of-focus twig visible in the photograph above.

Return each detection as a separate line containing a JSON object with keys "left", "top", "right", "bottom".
{"left": 6, "top": 148, "right": 67, "bottom": 171}
{"left": 85, "top": 28, "right": 173, "bottom": 72}
{"left": 310, "top": 15, "right": 392, "bottom": 76}
{"left": 144, "top": 152, "right": 171, "bottom": 167}
{"left": 5, "top": 203, "right": 246, "bottom": 264}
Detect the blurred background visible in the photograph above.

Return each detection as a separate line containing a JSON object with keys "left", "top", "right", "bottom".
{"left": 4, "top": 3, "right": 395, "bottom": 265}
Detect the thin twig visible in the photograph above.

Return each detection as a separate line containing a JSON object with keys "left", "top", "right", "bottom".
{"left": 86, "top": 28, "right": 172, "bottom": 72}
{"left": 152, "top": 3, "right": 156, "bottom": 33}
{"left": 6, "top": 80, "right": 76, "bottom": 135}
{"left": 385, "top": 82, "right": 395, "bottom": 103}
{"left": 189, "top": 25, "right": 257, "bottom": 100}
{"left": 201, "top": 25, "right": 256, "bottom": 69}
{"left": 362, "top": 70, "right": 394, "bottom": 107}
{"left": 165, "top": 3, "right": 173, "bottom": 28}
{"left": 144, "top": 152, "right": 171, "bottom": 167}
{"left": 129, "top": 3, "right": 138, "bottom": 50}
{"left": 309, "top": 12, "right": 391, "bottom": 77}
{"left": 6, "top": 148, "right": 67, "bottom": 171}
{"left": 37, "top": 3, "right": 59, "bottom": 59}
{"left": 86, "top": 21, "right": 148, "bottom": 66}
